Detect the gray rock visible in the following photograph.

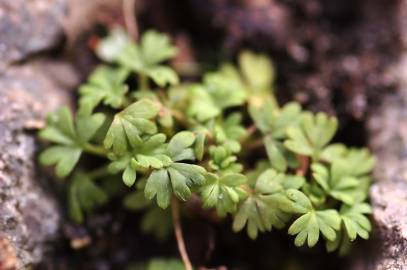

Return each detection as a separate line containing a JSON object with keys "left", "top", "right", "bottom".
{"left": 366, "top": 35, "right": 407, "bottom": 270}
{"left": 0, "top": 62, "right": 74, "bottom": 269}
{"left": 0, "top": 0, "right": 66, "bottom": 68}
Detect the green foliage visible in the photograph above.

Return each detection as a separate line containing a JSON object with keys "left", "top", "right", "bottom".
{"left": 38, "top": 28, "right": 375, "bottom": 263}
{"left": 39, "top": 107, "right": 105, "bottom": 177}
{"left": 284, "top": 112, "right": 338, "bottom": 160}
{"left": 128, "top": 258, "right": 184, "bottom": 270}
{"left": 200, "top": 172, "right": 247, "bottom": 216}
{"left": 232, "top": 170, "right": 306, "bottom": 239}
{"left": 68, "top": 171, "right": 108, "bottom": 223}
{"left": 288, "top": 209, "right": 341, "bottom": 248}
{"left": 78, "top": 66, "right": 129, "bottom": 116}
{"left": 103, "top": 29, "right": 179, "bottom": 88}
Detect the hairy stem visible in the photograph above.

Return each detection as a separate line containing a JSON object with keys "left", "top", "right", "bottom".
{"left": 171, "top": 197, "right": 193, "bottom": 270}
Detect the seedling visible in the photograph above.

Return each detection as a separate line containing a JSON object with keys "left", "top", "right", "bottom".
{"left": 38, "top": 29, "right": 375, "bottom": 269}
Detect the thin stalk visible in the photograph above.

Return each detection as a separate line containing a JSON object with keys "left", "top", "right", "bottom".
{"left": 123, "top": 0, "right": 139, "bottom": 40}
{"left": 296, "top": 155, "right": 309, "bottom": 176}
{"left": 138, "top": 73, "right": 149, "bottom": 91}
{"left": 83, "top": 143, "right": 108, "bottom": 157}
{"left": 171, "top": 197, "right": 193, "bottom": 270}
{"left": 87, "top": 166, "right": 110, "bottom": 180}
{"left": 269, "top": 90, "right": 280, "bottom": 111}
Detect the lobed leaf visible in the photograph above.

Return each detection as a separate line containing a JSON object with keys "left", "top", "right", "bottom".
{"left": 104, "top": 99, "right": 160, "bottom": 155}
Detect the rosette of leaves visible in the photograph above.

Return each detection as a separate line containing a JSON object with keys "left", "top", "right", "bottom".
{"left": 97, "top": 28, "right": 179, "bottom": 87}
{"left": 232, "top": 169, "right": 305, "bottom": 239}
{"left": 39, "top": 107, "right": 105, "bottom": 177}
{"left": 37, "top": 28, "right": 375, "bottom": 261}
{"left": 103, "top": 101, "right": 207, "bottom": 208}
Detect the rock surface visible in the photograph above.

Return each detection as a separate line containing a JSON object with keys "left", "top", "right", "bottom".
{"left": 367, "top": 60, "right": 407, "bottom": 270}
{"left": 0, "top": 0, "right": 66, "bottom": 68}
{"left": 0, "top": 1, "right": 76, "bottom": 268}
{"left": 366, "top": 2, "right": 407, "bottom": 268}
{"left": 0, "top": 62, "right": 75, "bottom": 269}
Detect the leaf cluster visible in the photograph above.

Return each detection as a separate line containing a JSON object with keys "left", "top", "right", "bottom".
{"left": 38, "top": 29, "right": 375, "bottom": 254}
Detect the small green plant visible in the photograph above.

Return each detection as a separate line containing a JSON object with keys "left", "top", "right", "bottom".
{"left": 38, "top": 28, "right": 375, "bottom": 268}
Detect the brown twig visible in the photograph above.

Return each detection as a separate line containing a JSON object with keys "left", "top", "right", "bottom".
{"left": 246, "top": 124, "right": 257, "bottom": 137}
{"left": 296, "top": 155, "right": 309, "bottom": 176}
{"left": 123, "top": 0, "right": 139, "bottom": 40}
{"left": 171, "top": 197, "right": 193, "bottom": 270}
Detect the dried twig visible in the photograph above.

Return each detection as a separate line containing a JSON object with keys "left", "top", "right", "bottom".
{"left": 123, "top": 0, "right": 139, "bottom": 40}
{"left": 171, "top": 196, "right": 193, "bottom": 270}
{"left": 296, "top": 155, "right": 309, "bottom": 176}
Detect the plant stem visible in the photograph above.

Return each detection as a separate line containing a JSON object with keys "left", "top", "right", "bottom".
{"left": 171, "top": 197, "right": 193, "bottom": 270}
{"left": 83, "top": 143, "right": 108, "bottom": 157}
{"left": 123, "top": 0, "right": 139, "bottom": 40}
{"left": 138, "top": 73, "right": 149, "bottom": 90}
{"left": 171, "top": 109, "right": 190, "bottom": 127}
{"left": 269, "top": 90, "right": 280, "bottom": 111}
{"left": 296, "top": 155, "right": 309, "bottom": 176}
{"left": 87, "top": 165, "right": 110, "bottom": 180}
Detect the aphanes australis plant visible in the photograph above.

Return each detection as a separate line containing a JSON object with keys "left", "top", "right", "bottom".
{"left": 38, "top": 28, "right": 375, "bottom": 269}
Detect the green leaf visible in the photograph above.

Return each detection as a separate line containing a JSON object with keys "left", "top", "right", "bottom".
{"left": 232, "top": 170, "right": 304, "bottom": 239}
{"left": 213, "top": 113, "right": 246, "bottom": 148}
{"left": 40, "top": 146, "right": 82, "bottom": 178}
{"left": 264, "top": 136, "right": 287, "bottom": 172}
{"left": 187, "top": 65, "right": 247, "bottom": 122}
{"left": 123, "top": 165, "right": 137, "bottom": 187}
{"left": 187, "top": 84, "right": 221, "bottom": 122}
{"left": 194, "top": 132, "right": 206, "bottom": 161}
{"left": 39, "top": 107, "right": 105, "bottom": 177}
{"left": 239, "top": 50, "right": 275, "bottom": 91}
{"left": 319, "top": 144, "right": 347, "bottom": 163}
{"left": 78, "top": 66, "right": 129, "bottom": 115}
{"left": 145, "top": 163, "right": 206, "bottom": 208}
{"left": 144, "top": 169, "right": 171, "bottom": 208}
{"left": 76, "top": 113, "right": 106, "bottom": 142}
{"left": 255, "top": 169, "right": 285, "bottom": 194}
{"left": 108, "top": 133, "right": 170, "bottom": 186}
{"left": 39, "top": 107, "right": 76, "bottom": 145}
{"left": 140, "top": 30, "right": 178, "bottom": 66}
{"left": 167, "top": 131, "right": 196, "bottom": 161}
{"left": 288, "top": 209, "right": 341, "bottom": 247}
{"left": 104, "top": 99, "right": 159, "bottom": 155}
{"left": 203, "top": 64, "right": 247, "bottom": 110}
{"left": 233, "top": 195, "right": 290, "bottom": 239}
{"left": 68, "top": 172, "right": 108, "bottom": 223}
{"left": 115, "top": 30, "right": 178, "bottom": 85}
{"left": 343, "top": 148, "right": 376, "bottom": 176}
{"left": 249, "top": 102, "right": 301, "bottom": 137}
{"left": 208, "top": 145, "right": 243, "bottom": 173}
{"left": 312, "top": 162, "right": 359, "bottom": 205}
{"left": 282, "top": 189, "right": 313, "bottom": 214}
{"left": 285, "top": 112, "right": 338, "bottom": 159}
{"left": 146, "top": 66, "right": 179, "bottom": 87}
{"left": 271, "top": 103, "right": 303, "bottom": 139}
{"left": 118, "top": 42, "right": 143, "bottom": 71}
{"left": 200, "top": 173, "right": 247, "bottom": 216}
{"left": 340, "top": 203, "right": 372, "bottom": 241}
